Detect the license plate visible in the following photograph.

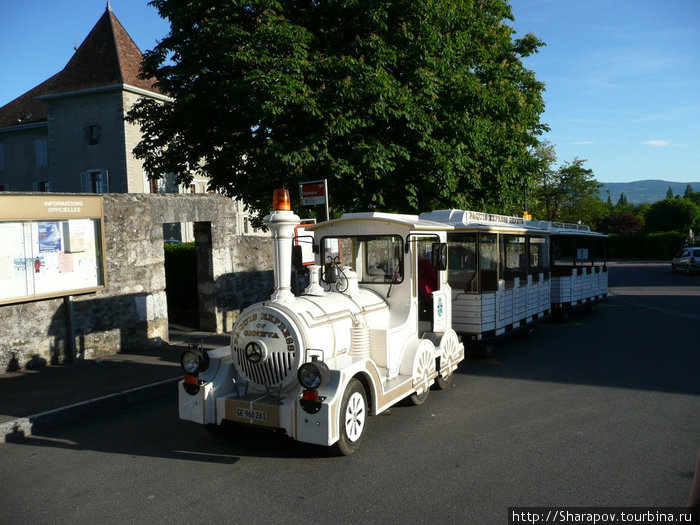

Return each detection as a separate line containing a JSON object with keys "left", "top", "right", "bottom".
{"left": 236, "top": 408, "right": 267, "bottom": 422}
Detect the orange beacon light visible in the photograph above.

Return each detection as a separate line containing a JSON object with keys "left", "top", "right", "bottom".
{"left": 273, "top": 188, "right": 291, "bottom": 211}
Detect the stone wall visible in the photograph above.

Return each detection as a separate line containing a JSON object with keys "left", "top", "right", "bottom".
{"left": 0, "top": 193, "right": 273, "bottom": 371}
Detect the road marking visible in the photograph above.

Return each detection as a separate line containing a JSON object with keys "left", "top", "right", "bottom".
{"left": 610, "top": 286, "right": 700, "bottom": 296}
{"left": 610, "top": 295, "right": 700, "bottom": 321}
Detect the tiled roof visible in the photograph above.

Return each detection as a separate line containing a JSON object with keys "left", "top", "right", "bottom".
{"left": 0, "top": 74, "right": 58, "bottom": 128}
{"left": 0, "top": 7, "right": 160, "bottom": 129}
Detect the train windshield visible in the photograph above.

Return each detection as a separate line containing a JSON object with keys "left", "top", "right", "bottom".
{"left": 320, "top": 235, "right": 404, "bottom": 284}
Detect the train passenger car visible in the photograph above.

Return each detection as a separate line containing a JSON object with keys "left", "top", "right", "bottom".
{"left": 178, "top": 190, "right": 464, "bottom": 455}
{"left": 533, "top": 220, "right": 608, "bottom": 318}
{"left": 420, "top": 210, "right": 551, "bottom": 356}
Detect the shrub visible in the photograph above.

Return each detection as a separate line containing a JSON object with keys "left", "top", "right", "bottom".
{"left": 606, "top": 232, "right": 687, "bottom": 260}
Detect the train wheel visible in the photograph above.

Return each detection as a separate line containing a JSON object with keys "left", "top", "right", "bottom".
{"left": 408, "top": 388, "right": 430, "bottom": 405}
{"left": 204, "top": 423, "right": 223, "bottom": 435}
{"left": 434, "top": 373, "right": 453, "bottom": 391}
{"left": 434, "top": 330, "right": 461, "bottom": 390}
{"left": 407, "top": 342, "right": 435, "bottom": 405}
{"left": 333, "top": 379, "right": 367, "bottom": 456}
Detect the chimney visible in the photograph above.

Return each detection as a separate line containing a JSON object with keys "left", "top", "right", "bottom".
{"left": 263, "top": 189, "right": 300, "bottom": 303}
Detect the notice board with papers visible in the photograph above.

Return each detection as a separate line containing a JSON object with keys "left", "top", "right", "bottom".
{"left": 0, "top": 195, "right": 106, "bottom": 305}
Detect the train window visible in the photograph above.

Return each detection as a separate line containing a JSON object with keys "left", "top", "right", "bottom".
{"left": 501, "top": 235, "right": 527, "bottom": 284}
{"left": 479, "top": 233, "right": 499, "bottom": 292}
{"left": 528, "top": 236, "right": 550, "bottom": 281}
{"left": 321, "top": 235, "right": 403, "bottom": 284}
{"left": 363, "top": 235, "right": 403, "bottom": 284}
{"left": 447, "top": 233, "right": 477, "bottom": 292}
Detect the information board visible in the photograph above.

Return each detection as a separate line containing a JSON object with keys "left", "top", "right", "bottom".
{"left": 0, "top": 195, "right": 106, "bottom": 305}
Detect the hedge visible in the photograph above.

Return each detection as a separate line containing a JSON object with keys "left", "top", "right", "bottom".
{"left": 605, "top": 232, "right": 688, "bottom": 260}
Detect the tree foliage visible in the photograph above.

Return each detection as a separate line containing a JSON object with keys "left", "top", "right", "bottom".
{"left": 530, "top": 155, "right": 602, "bottom": 224}
{"left": 127, "top": 0, "right": 547, "bottom": 220}
{"left": 598, "top": 212, "right": 642, "bottom": 235}
{"left": 643, "top": 198, "right": 700, "bottom": 233}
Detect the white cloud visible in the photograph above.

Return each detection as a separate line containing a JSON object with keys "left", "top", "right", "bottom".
{"left": 642, "top": 140, "right": 670, "bottom": 147}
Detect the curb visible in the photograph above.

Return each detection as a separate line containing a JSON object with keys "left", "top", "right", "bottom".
{"left": 0, "top": 376, "right": 181, "bottom": 443}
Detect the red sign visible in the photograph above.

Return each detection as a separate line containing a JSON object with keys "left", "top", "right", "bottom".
{"left": 299, "top": 180, "right": 326, "bottom": 206}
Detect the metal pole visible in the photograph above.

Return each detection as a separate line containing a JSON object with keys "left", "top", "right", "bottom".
{"left": 323, "top": 178, "right": 329, "bottom": 222}
{"left": 64, "top": 295, "right": 77, "bottom": 362}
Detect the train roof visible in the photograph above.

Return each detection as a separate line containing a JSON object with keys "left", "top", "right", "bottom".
{"left": 528, "top": 220, "right": 608, "bottom": 238}
{"left": 419, "top": 209, "right": 542, "bottom": 234}
{"left": 420, "top": 210, "right": 607, "bottom": 238}
{"left": 305, "top": 211, "right": 453, "bottom": 234}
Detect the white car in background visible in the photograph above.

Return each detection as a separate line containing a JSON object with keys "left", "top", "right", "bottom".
{"left": 672, "top": 246, "right": 700, "bottom": 274}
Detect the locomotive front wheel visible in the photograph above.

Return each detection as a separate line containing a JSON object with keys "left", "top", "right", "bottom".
{"left": 204, "top": 422, "right": 230, "bottom": 436}
{"left": 333, "top": 378, "right": 367, "bottom": 456}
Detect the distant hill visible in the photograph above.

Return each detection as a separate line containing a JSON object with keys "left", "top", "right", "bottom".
{"left": 599, "top": 179, "right": 700, "bottom": 204}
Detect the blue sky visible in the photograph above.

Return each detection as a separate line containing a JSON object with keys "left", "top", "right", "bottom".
{"left": 1, "top": 0, "right": 698, "bottom": 183}
{"left": 510, "top": 0, "right": 700, "bottom": 183}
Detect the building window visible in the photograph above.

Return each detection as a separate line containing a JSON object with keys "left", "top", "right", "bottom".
{"left": 80, "top": 170, "right": 109, "bottom": 193}
{"left": 0, "top": 143, "right": 4, "bottom": 171}
{"left": 31, "top": 181, "right": 51, "bottom": 192}
{"left": 88, "top": 125, "right": 100, "bottom": 145}
{"left": 35, "top": 139, "right": 48, "bottom": 167}
{"left": 0, "top": 184, "right": 8, "bottom": 191}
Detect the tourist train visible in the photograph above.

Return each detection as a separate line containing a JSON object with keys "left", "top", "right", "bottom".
{"left": 421, "top": 210, "right": 607, "bottom": 356}
{"left": 178, "top": 190, "right": 606, "bottom": 454}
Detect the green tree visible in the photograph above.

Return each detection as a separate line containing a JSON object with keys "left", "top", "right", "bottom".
{"left": 613, "top": 191, "right": 635, "bottom": 215}
{"left": 531, "top": 157, "right": 602, "bottom": 224}
{"left": 644, "top": 198, "right": 699, "bottom": 233}
{"left": 666, "top": 186, "right": 674, "bottom": 199}
{"left": 683, "top": 185, "right": 700, "bottom": 207}
{"left": 528, "top": 140, "right": 557, "bottom": 219}
{"left": 598, "top": 212, "right": 642, "bottom": 234}
{"left": 127, "top": 0, "right": 547, "bottom": 220}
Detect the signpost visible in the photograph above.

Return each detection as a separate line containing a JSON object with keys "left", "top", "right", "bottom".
{"left": 299, "top": 179, "right": 329, "bottom": 222}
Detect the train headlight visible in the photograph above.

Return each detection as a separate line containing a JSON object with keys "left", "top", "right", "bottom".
{"left": 180, "top": 349, "right": 209, "bottom": 374}
{"left": 181, "top": 351, "right": 200, "bottom": 374}
{"left": 297, "top": 358, "right": 330, "bottom": 389}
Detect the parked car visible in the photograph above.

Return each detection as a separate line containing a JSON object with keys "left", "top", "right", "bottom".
{"left": 672, "top": 247, "right": 700, "bottom": 274}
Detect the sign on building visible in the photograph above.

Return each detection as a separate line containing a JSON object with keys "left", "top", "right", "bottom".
{"left": 0, "top": 195, "right": 106, "bottom": 305}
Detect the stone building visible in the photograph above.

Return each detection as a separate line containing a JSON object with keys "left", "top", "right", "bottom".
{"left": 0, "top": 5, "right": 181, "bottom": 194}
{"left": 0, "top": 5, "right": 264, "bottom": 240}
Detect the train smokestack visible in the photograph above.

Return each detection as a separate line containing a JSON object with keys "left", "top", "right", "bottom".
{"left": 264, "top": 189, "right": 300, "bottom": 303}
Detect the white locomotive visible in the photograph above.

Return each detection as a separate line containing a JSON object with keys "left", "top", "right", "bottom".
{"left": 179, "top": 190, "right": 464, "bottom": 455}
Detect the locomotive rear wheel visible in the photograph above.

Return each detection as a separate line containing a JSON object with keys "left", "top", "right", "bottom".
{"left": 433, "top": 371, "right": 454, "bottom": 390}
{"left": 408, "top": 388, "right": 430, "bottom": 405}
{"left": 333, "top": 378, "right": 367, "bottom": 456}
